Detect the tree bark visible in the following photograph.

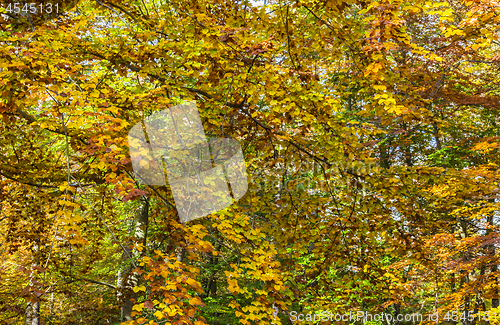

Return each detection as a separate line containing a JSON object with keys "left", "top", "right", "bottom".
{"left": 31, "top": 301, "right": 40, "bottom": 325}
{"left": 487, "top": 214, "right": 499, "bottom": 308}
{"left": 120, "top": 197, "right": 149, "bottom": 322}
{"left": 25, "top": 302, "right": 32, "bottom": 325}
{"left": 432, "top": 123, "right": 442, "bottom": 151}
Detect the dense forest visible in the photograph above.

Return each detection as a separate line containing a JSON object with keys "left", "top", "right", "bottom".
{"left": 1, "top": 0, "right": 500, "bottom": 324}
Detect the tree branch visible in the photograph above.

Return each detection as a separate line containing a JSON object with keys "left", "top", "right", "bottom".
{"left": 0, "top": 171, "right": 58, "bottom": 188}
{"left": 75, "top": 277, "right": 117, "bottom": 290}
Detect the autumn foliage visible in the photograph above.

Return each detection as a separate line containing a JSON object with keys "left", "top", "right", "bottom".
{"left": 1, "top": 0, "right": 500, "bottom": 324}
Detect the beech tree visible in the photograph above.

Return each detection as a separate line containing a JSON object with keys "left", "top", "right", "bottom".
{"left": 1, "top": 0, "right": 500, "bottom": 324}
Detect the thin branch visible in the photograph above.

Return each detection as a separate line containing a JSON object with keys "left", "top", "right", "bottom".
{"left": 302, "top": 5, "right": 366, "bottom": 71}
{"left": 284, "top": 5, "right": 297, "bottom": 70}
{"left": 220, "top": 65, "right": 238, "bottom": 137}
{"left": 14, "top": 107, "right": 87, "bottom": 145}
{"left": 75, "top": 277, "right": 117, "bottom": 290}
{"left": 71, "top": 175, "right": 137, "bottom": 268}
{"left": 0, "top": 171, "right": 58, "bottom": 188}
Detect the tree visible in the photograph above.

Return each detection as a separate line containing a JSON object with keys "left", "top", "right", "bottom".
{"left": 1, "top": 0, "right": 499, "bottom": 324}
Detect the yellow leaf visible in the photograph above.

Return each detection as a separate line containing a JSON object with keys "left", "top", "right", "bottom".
{"left": 165, "top": 307, "right": 177, "bottom": 316}
{"left": 133, "top": 285, "right": 146, "bottom": 293}
{"left": 228, "top": 279, "right": 240, "bottom": 293}
{"left": 132, "top": 303, "right": 144, "bottom": 311}
{"left": 154, "top": 310, "right": 163, "bottom": 319}
{"left": 189, "top": 296, "right": 202, "bottom": 305}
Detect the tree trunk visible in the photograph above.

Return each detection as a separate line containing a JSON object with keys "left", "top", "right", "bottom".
{"left": 487, "top": 214, "right": 499, "bottom": 308}
{"left": 25, "top": 302, "right": 32, "bottom": 325}
{"left": 120, "top": 197, "right": 149, "bottom": 322}
{"left": 31, "top": 301, "right": 40, "bottom": 325}
{"left": 433, "top": 123, "right": 442, "bottom": 151}
{"left": 379, "top": 137, "right": 391, "bottom": 170}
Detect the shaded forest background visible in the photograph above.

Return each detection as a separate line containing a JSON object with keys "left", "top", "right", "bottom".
{"left": 1, "top": 0, "right": 500, "bottom": 324}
